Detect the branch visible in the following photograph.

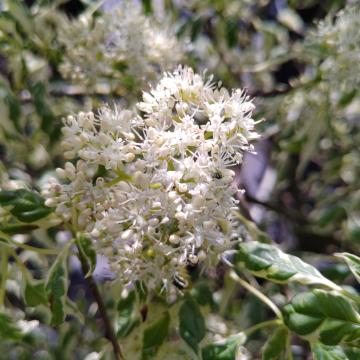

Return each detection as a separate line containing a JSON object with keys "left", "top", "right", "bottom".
{"left": 244, "top": 194, "right": 305, "bottom": 223}
{"left": 76, "top": 243, "right": 124, "bottom": 360}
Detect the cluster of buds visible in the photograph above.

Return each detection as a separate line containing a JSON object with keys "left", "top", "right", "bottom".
{"left": 43, "top": 67, "right": 259, "bottom": 291}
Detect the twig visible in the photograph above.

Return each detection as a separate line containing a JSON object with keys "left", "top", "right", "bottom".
{"left": 244, "top": 194, "right": 305, "bottom": 223}
{"left": 76, "top": 242, "right": 124, "bottom": 360}
{"left": 242, "top": 318, "right": 282, "bottom": 337}
{"left": 230, "top": 271, "right": 282, "bottom": 319}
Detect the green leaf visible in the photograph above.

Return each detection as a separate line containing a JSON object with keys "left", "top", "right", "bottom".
{"left": 0, "top": 223, "right": 38, "bottom": 234}
{"left": 6, "top": 0, "right": 34, "bottom": 35}
{"left": 141, "top": 0, "right": 152, "bottom": 14}
{"left": 16, "top": 208, "right": 53, "bottom": 223}
{"left": 142, "top": 311, "right": 170, "bottom": 360}
{"left": 235, "top": 242, "right": 334, "bottom": 287}
{"left": 24, "top": 280, "right": 48, "bottom": 307}
{"left": 318, "top": 206, "right": 346, "bottom": 228}
{"left": 344, "top": 347, "right": 360, "bottom": 360}
{"left": 0, "top": 11, "right": 20, "bottom": 42}
{"left": 179, "top": 294, "right": 206, "bottom": 354}
{"left": 0, "top": 313, "right": 22, "bottom": 341}
{"left": 45, "top": 250, "right": 69, "bottom": 326}
{"left": 190, "top": 18, "right": 203, "bottom": 41}
{"left": 28, "top": 82, "right": 57, "bottom": 137}
{"left": 191, "top": 282, "right": 215, "bottom": 308}
{"left": 202, "top": 335, "right": 245, "bottom": 360}
{"left": 77, "top": 235, "right": 96, "bottom": 277}
{"left": 117, "top": 290, "right": 139, "bottom": 338}
{"left": 338, "top": 89, "right": 357, "bottom": 108}
{"left": 320, "top": 263, "right": 350, "bottom": 283}
{"left": 65, "top": 297, "right": 85, "bottom": 325}
{"left": 336, "top": 253, "right": 360, "bottom": 284}
{"left": 135, "top": 281, "right": 148, "bottom": 304}
{"left": 312, "top": 343, "right": 348, "bottom": 360}
{"left": 283, "top": 289, "right": 360, "bottom": 345}
{"left": 0, "top": 189, "right": 53, "bottom": 223}
{"left": 262, "top": 326, "right": 288, "bottom": 360}
{"left": 225, "top": 17, "right": 238, "bottom": 48}
{"left": 297, "top": 109, "right": 326, "bottom": 178}
{"left": 4, "top": 91, "right": 22, "bottom": 132}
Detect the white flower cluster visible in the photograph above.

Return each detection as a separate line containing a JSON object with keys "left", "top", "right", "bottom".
{"left": 314, "top": 3, "right": 360, "bottom": 90}
{"left": 43, "top": 67, "right": 258, "bottom": 291}
{"left": 58, "top": 1, "right": 181, "bottom": 92}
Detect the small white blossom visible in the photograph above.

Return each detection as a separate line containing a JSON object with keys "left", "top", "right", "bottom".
{"left": 313, "top": 3, "right": 360, "bottom": 90}
{"left": 17, "top": 320, "right": 39, "bottom": 334}
{"left": 43, "top": 67, "right": 259, "bottom": 291}
{"left": 58, "top": 1, "right": 182, "bottom": 93}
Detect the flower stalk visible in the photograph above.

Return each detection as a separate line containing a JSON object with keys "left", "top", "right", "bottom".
{"left": 230, "top": 270, "right": 282, "bottom": 319}
{"left": 75, "top": 240, "right": 124, "bottom": 360}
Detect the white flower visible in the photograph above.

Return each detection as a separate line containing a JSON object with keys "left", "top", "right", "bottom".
{"left": 84, "top": 353, "right": 101, "bottom": 360}
{"left": 17, "top": 320, "right": 39, "bottom": 334}
{"left": 313, "top": 3, "right": 360, "bottom": 90}
{"left": 43, "top": 67, "right": 259, "bottom": 291}
{"left": 58, "top": 1, "right": 182, "bottom": 93}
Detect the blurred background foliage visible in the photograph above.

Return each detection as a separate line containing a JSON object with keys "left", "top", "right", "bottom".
{"left": 0, "top": 0, "right": 359, "bottom": 359}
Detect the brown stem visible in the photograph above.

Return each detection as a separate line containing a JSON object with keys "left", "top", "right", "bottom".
{"left": 76, "top": 243, "right": 124, "bottom": 360}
